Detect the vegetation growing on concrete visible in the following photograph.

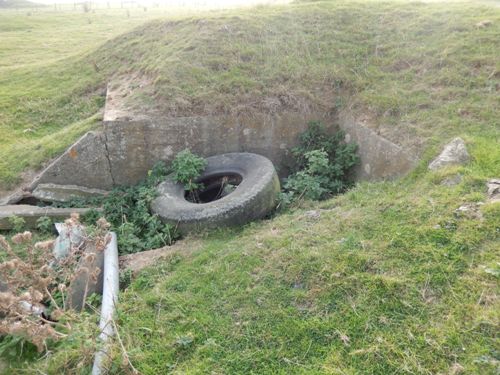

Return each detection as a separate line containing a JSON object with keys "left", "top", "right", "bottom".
{"left": 16, "top": 133, "right": 495, "bottom": 374}
{"left": 59, "top": 150, "right": 207, "bottom": 255}
{"left": 61, "top": 131, "right": 353, "bottom": 254}
{"left": 110, "top": 140, "right": 499, "bottom": 374}
{"left": 280, "top": 121, "right": 359, "bottom": 205}
{"left": 61, "top": 160, "right": 178, "bottom": 255}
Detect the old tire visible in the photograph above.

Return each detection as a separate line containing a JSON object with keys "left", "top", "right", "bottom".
{"left": 151, "top": 153, "right": 280, "bottom": 234}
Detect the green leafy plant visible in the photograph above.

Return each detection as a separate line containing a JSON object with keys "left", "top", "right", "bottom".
{"left": 85, "top": 293, "right": 102, "bottom": 308}
{"left": 58, "top": 161, "right": 176, "bottom": 254}
{"left": 171, "top": 149, "right": 207, "bottom": 192}
{"left": 7, "top": 216, "right": 25, "bottom": 233}
{"left": 59, "top": 158, "right": 190, "bottom": 255}
{"left": 36, "top": 216, "right": 53, "bottom": 234}
{"left": 281, "top": 121, "right": 359, "bottom": 205}
{"left": 94, "top": 163, "right": 178, "bottom": 255}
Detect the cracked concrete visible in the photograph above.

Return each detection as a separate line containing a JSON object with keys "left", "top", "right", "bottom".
{"left": 28, "top": 131, "right": 114, "bottom": 191}
{"left": 21, "top": 82, "right": 420, "bottom": 194}
{"left": 102, "top": 129, "right": 116, "bottom": 186}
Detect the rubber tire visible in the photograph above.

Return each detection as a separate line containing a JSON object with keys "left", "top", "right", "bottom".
{"left": 151, "top": 153, "right": 281, "bottom": 234}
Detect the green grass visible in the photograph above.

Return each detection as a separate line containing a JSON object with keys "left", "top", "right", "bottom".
{"left": 1, "top": 0, "right": 499, "bottom": 187}
{"left": 40, "top": 133, "right": 487, "bottom": 374}
{"left": 105, "top": 136, "right": 499, "bottom": 375}
{"left": 1, "top": 1, "right": 499, "bottom": 373}
{"left": 0, "top": 7, "right": 175, "bottom": 186}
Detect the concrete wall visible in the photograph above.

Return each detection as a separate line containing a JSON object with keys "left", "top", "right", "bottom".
{"left": 28, "top": 111, "right": 418, "bottom": 192}
{"left": 29, "top": 132, "right": 114, "bottom": 190}
{"left": 338, "top": 112, "right": 418, "bottom": 181}
{"left": 103, "top": 113, "right": 333, "bottom": 185}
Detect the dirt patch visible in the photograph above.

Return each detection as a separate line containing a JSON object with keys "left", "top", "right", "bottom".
{"left": 119, "top": 238, "right": 203, "bottom": 275}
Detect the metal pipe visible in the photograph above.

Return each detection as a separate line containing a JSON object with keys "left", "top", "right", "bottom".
{"left": 91, "top": 232, "right": 119, "bottom": 375}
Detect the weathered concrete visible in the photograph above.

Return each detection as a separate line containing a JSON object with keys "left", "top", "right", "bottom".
{"left": 338, "top": 112, "right": 418, "bottom": 180}
{"left": 29, "top": 132, "right": 114, "bottom": 191}
{"left": 25, "top": 82, "right": 422, "bottom": 191}
{"left": 104, "top": 113, "right": 326, "bottom": 184}
{"left": 428, "top": 137, "right": 470, "bottom": 171}
{"left": 33, "top": 183, "right": 108, "bottom": 203}
{"left": 0, "top": 205, "right": 100, "bottom": 230}
{"left": 68, "top": 241, "right": 104, "bottom": 312}
{"left": 0, "top": 189, "right": 33, "bottom": 206}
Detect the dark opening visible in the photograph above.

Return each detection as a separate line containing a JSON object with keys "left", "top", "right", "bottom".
{"left": 16, "top": 196, "right": 43, "bottom": 205}
{"left": 185, "top": 173, "right": 242, "bottom": 203}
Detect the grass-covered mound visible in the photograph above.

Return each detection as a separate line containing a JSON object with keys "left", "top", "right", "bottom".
{"left": 1, "top": 0, "right": 499, "bottom": 187}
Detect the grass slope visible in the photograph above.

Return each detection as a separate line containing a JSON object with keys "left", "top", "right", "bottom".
{"left": 0, "top": 8, "right": 172, "bottom": 187}
{"left": 1, "top": 0, "right": 499, "bottom": 187}
{"left": 110, "top": 139, "right": 499, "bottom": 375}
{"left": 16, "top": 133, "right": 492, "bottom": 374}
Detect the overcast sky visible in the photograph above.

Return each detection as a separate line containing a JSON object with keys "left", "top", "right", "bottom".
{"left": 29, "top": 0, "right": 289, "bottom": 7}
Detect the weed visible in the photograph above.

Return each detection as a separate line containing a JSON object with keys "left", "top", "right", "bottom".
{"left": 7, "top": 216, "right": 25, "bottom": 233}
{"left": 35, "top": 216, "right": 53, "bottom": 234}
{"left": 61, "top": 152, "right": 207, "bottom": 255}
{"left": 281, "top": 121, "right": 359, "bottom": 205}
{"left": 0, "top": 214, "right": 109, "bottom": 356}
{"left": 171, "top": 149, "right": 207, "bottom": 192}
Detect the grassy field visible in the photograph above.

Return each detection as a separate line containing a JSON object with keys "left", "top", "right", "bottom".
{"left": 0, "top": 7, "right": 177, "bottom": 187}
{"left": 1, "top": 0, "right": 499, "bottom": 373}
{"left": 1, "top": 0, "right": 499, "bottom": 188}
{"left": 10, "top": 126, "right": 498, "bottom": 374}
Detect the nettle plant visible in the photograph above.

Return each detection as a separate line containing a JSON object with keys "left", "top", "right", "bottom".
{"left": 62, "top": 149, "right": 207, "bottom": 255}
{"left": 80, "top": 161, "right": 176, "bottom": 255}
{"left": 170, "top": 149, "right": 208, "bottom": 203}
{"left": 171, "top": 149, "right": 207, "bottom": 191}
{"left": 281, "top": 121, "right": 359, "bottom": 205}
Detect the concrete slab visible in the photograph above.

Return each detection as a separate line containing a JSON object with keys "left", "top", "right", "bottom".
{"left": 29, "top": 131, "right": 114, "bottom": 191}
{"left": 339, "top": 111, "right": 418, "bottom": 180}
{"left": 0, "top": 205, "right": 100, "bottom": 230}
{"left": 33, "top": 183, "right": 108, "bottom": 203}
